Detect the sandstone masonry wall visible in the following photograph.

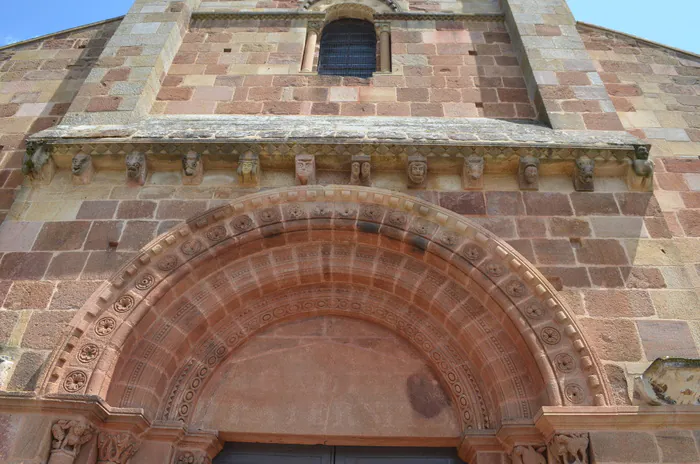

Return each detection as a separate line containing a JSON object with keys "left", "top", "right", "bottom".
{"left": 152, "top": 19, "right": 536, "bottom": 118}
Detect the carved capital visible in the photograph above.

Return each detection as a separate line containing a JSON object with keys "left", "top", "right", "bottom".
{"left": 97, "top": 431, "right": 140, "bottom": 464}
{"left": 547, "top": 433, "right": 589, "bottom": 464}
{"left": 173, "top": 449, "right": 211, "bottom": 464}
{"left": 511, "top": 445, "right": 547, "bottom": 464}
{"left": 50, "top": 419, "right": 95, "bottom": 461}
{"left": 307, "top": 20, "right": 323, "bottom": 34}
{"left": 375, "top": 20, "right": 391, "bottom": 34}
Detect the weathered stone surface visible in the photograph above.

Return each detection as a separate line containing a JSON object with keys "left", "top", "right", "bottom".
{"left": 0, "top": 252, "right": 52, "bottom": 280}
{"left": 651, "top": 290, "right": 700, "bottom": 319}
{"left": 4, "top": 281, "right": 54, "bottom": 310}
{"left": 584, "top": 289, "right": 654, "bottom": 317}
{"left": 21, "top": 310, "right": 75, "bottom": 350}
{"left": 0, "top": 311, "right": 18, "bottom": 345}
{"left": 84, "top": 221, "right": 123, "bottom": 250}
{"left": 637, "top": 320, "right": 699, "bottom": 359}
{"left": 576, "top": 239, "right": 628, "bottom": 265}
{"left": 486, "top": 192, "right": 524, "bottom": 216}
{"left": 6, "top": 351, "right": 48, "bottom": 391}
{"left": 76, "top": 200, "right": 118, "bottom": 219}
{"left": 570, "top": 192, "right": 619, "bottom": 215}
{"left": 116, "top": 200, "right": 157, "bottom": 219}
{"left": 81, "top": 251, "right": 135, "bottom": 280}
{"left": 44, "top": 252, "right": 90, "bottom": 280}
{"left": 438, "top": 192, "right": 485, "bottom": 215}
{"left": 589, "top": 432, "right": 659, "bottom": 463}
{"left": 532, "top": 239, "right": 575, "bottom": 265}
{"left": 549, "top": 217, "right": 591, "bottom": 237}
{"left": 604, "top": 364, "right": 631, "bottom": 405}
{"left": 523, "top": 192, "right": 572, "bottom": 216}
{"left": 580, "top": 318, "right": 643, "bottom": 361}
{"left": 32, "top": 222, "right": 90, "bottom": 251}
{"left": 49, "top": 281, "right": 101, "bottom": 310}
{"left": 656, "top": 431, "right": 699, "bottom": 463}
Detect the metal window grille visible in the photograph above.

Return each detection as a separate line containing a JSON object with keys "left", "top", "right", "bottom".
{"left": 318, "top": 19, "right": 377, "bottom": 78}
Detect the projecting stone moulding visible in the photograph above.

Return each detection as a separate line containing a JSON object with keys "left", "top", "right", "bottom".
{"left": 634, "top": 358, "right": 700, "bottom": 406}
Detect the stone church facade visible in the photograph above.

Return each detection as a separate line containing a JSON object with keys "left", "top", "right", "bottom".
{"left": 0, "top": 0, "right": 698, "bottom": 462}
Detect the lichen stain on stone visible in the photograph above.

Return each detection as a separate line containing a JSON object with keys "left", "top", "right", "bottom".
{"left": 406, "top": 371, "right": 450, "bottom": 418}
{"left": 410, "top": 235, "right": 428, "bottom": 252}
{"left": 357, "top": 221, "right": 380, "bottom": 234}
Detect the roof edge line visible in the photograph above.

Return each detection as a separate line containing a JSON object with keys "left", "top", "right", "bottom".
{"left": 0, "top": 16, "right": 125, "bottom": 52}
{"left": 577, "top": 21, "right": 700, "bottom": 60}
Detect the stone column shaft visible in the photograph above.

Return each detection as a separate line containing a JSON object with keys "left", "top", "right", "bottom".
{"left": 379, "top": 30, "right": 391, "bottom": 72}
{"left": 301, "top": 24, "right": 321, "bottom": 73}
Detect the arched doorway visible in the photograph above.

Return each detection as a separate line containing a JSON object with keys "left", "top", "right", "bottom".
{"left": 40, "top": 185, "right": 610, "bottom": 463}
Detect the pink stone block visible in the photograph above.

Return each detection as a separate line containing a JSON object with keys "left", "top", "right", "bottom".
{"left": 193, "top": 86, "right": 234, "bottom": 101}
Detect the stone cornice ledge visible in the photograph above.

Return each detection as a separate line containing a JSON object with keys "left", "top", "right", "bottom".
{"left": 535, "top": 406, "right": 700, "bottom": 438}
{"left": 30, "top": 115, "right": 646, "bottom": 162}
{"left": 190, "top": 9, "right": 505, "bottom": 21}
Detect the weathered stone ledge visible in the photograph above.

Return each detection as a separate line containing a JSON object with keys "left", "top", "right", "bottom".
{"left": 190, "top": 9, "right": 505, "bottom": 21}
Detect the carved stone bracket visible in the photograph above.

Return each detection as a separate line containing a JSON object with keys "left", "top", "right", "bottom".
{"left": 462, "top": 155, "right": 484, "bottom": 190}
{"left": 97, "top": 431, "right": 140, "bottom": 464}
{"left": 182, "top": 152, "right": 203, "bottom": 185}
{"left": 350, "top": 154, "right": 371, "bottom": 186}
{"left": 126, "top": 152, "right": 147, "bottom": 186}
{"left": 173, "top": 449, "right": 211, "bottom": 464}
{"left": 512, "top": 445, "right": 547, "bottom": 464}
{"left": 407, "top": 154, "right": 427, "bottom": 189}
{"left": 71, "top": 154, "right": 94, "bottom": 185}
{"left": 49, "top": 419, "right": 95, "bottom": 464}
{"left": 295, "top": 154, "right": 316, "bottom": 185}
{"left": 22, "top": 141, "right": 56, "bottom": 185}
{"left": 627, "top": 145, "right": 654, "bottom": 192}
{"left": 237, "top": 151, "right": 260, "bottom": 186}
{"left": 547, "top": 433, "right": 589, "bottom": 464}
{"left": 518, "top": 156, "right": 540, "bottom": 191}
{"left": 573, "top": 156, "right": 594, "bottom": 192}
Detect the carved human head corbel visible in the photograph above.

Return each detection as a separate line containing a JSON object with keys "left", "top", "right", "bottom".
{"left": 462, "top": 155, "right": 484, "bottom": 190}
{"left": 71, "top": 153, "right": 94, "bottom": 185}
{"left": 125, "top": 152, "right": 147, "bottom": 186}
{"left": 237, "top": 152, "right": 260, "bottom": 186}
{"left": 295, "top": 154, "right": 315, "bottom": 186}
{"left": 350, "top": 154, "right": 371, "bottom": 186}
{"left": 182, "top": 151, "right": 203, "bottom": 185}
{"left": 518, "top": 156, "right": 540, "bottom": 191}
{"left": 574, "top": 156, "right": 595, "bottom": 192}
{"left": 407, "top": 154, "right": 428, "bottom": 189}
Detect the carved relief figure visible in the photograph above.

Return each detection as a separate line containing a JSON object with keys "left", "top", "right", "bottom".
{"left": 125, "top": 152, "right": 147, "bottom": 186}
{"left": 350, "top": 154, "right": 371, "bottom": 186}
{"left": 22, "top": 142, "right": 56, "bottom": 185}
{"left": 407, "top": 154, "right": 428, "bottom": 189}
{"left": 237, "top": 152, "right": 260, "bottom": 186}
{"left": 574, "top": 157, "right": 595, "bottom": 192}
{"left": 627, "top": 145, "right": 654, "bottom": 192}
{"left": 462, "top": 155, "right": 484, "bottom": 190}
{"left": 181, "top": 151, "right": 203, "bottom": 185}
{"left": 295, "top": 154, "right": 316, "bottom": 185}
{"left": 97, "top": 431, "right": 140, "bottom": 464}
{"left": 518, "top": 156, "right": 540, "bottom": 191}
{"left": 71, "top": 153, "right": 94, "bottom": 185}
{"left": 512, "top": 445, "right": 547, "bottom": 464}
{"left": 49, "top": 420, "right": 94, "bottom": 464}
{"left": 548, "top": 433, "right": 589, "bottom": 464}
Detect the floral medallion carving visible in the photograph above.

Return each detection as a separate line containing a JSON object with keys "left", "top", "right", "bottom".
{"left": 461, "top": 245, "right": 484, "bottom": 262}
{"left": 285, "top": 204, "right": 306, "bottom": 220}
{"left": 78, "top": 343, "right": 100, "bottom": 363}
{"left": 95, "top": 317, "right": 116, "bottom": 336}
{"left": 231, "top": 214, "right": 254, "bottom": 232}
{"left": 410, "top": 219, "right": 436, "bottom": 236}
{"left": 524, "top": 302, "right": 545, "bottom": 319}
{"left": 505, "top": 279, "right": 527, "bottom": 298}
{"left": 311, "top": 204, "right": 332, "bottom": 217}
{"left": 64, "top": 371, "right": 87, "bottom": 392}
{"left": 438, "top": 231, "right": 459, "bottom": 247}
{"left": 555, "top": 353, "right": 576, "bottom": 373}
{"left": 135, "top": 274, "right": 155, "bottom": 290}
{"left": 181, "top": 239, "right": 203, "bottom": 256}
{"left": 205, "top": 225, "right": 227, "bottom": 242}
{"left": 113, "top": 295, "right": 135, "bottom": 313}
{"left": 258, "top": 207, "right": 281, "bottom": 223}
{"left": 540, "top": 327, "right": 561, "bottom": 345}
{"left": 158, "top": 255, "right": 179, "bottom": 272}
{"left": 564, "top": 384, "right": 585, "bottom": 404}
{"left": 387, "top": 211, "right": 407, "bottom": 227}
{"left": 335, "top": 205, "right": 357, "bottom": 218}
{"left": 360, "top": 204, "right": 383, "bottom": 221}
{"left": 485, "top": 262, "right": 505, "bottom": 278}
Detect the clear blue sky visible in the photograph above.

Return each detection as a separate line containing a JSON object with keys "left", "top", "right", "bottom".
{"left": 1, "top": 0, "right": 698, "bottom": 54}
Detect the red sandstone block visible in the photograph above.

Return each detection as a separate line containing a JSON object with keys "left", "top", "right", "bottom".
{"left": 436, "top": 43, "right": 473, "bottom": 55}
{"left": 516, "top": 217, "right": 547, "bottom": 237}
{"left": 556, "top": 72, "right": 590, "bottom": 86}
{"left": 157, "top": 87, "right": 194, "bottom": 101}
{"left": 497, "top": 88, "right": 529, "bottom": 103}
{"left": 397, "top": 88, "right": 428, "bottom": 102}
{"left": 193, "top": 86, "right": 234, "bottom": 101}
{"left": 516, "top": 103, "right": 536, "bottom": 119}
{"left": 206, "top": 32, "right": 233, "bottom": 43}
{"left": 183, "top": 32, "right": 206, "bottom": 43}
{"left": 503, "top": 77, "right": 526, "bottom": 89}
{"left": 293, "top": 87, "right": 329, "bottom": 102}
{"left": 376, "top": 102, "right": 411, "bottom": 116}
{"left": 44, "top": 252, "right": 89, "bottom": 280}
{"left": 204, "top": 64, "right": 229, "bottom": 75}
{"left": 407, "top": 43, "right": 436, "bottom": 55}
{"left": 483, "top": 102, "right": 516, "bottom": 118}
{"left": 495, "top": 56, "right": 519, "bottom": 66}
{"left": 430, "top": 88, "right": 461, "bottom": 103}
{"left": 539, "top": 85, "right": 576, "bottom": 100}
{"left": 605, "top": 83, "right": 643, "bottom": 97}
{"left": 576, "top": 239, "right": 628, "bottom": 265}
{"left": 532, "top": 239, "right": 575, "bottom": 265}
{"left": 434, "top": 66, "right": 460, "bottom": 76}
{"left": 84, "top": 221, "right": 123, "bottom": 250}
{"left": 262, "top": 101, "right": 303, "bottom": 115}
{"left": 0, "top": 252, "right": 52, "bottom": 280}
{"left": 216, "top": 102, "right": 263, "bottom": 114}
{"left": 5, "top": 281, "right": 54, "bottom": 310}
{"left": 662, "top": 158, "right": 700, "bottom": 173}
{"left": 523, "top": 192, "right": 573, "bottom": 216}
{"left": 643, "top": 217, "right": 673, "bottom": 238}
{"left": 248, "top": 87, "right": 283, "bottom": 101}
{"left": 410, "top": 103, "right": 443, "bottom": 117}
{"left": 273, "top": 75, "right": 306, "bottom": 87}
{"left": 0, "top": 104, "right": 20, "bottom": 117}
{"left": 196, "top": 52, "right": 221, "bottom": 65}
{"left": 243, "top": 75, "right": 274, "bottom": 87}
{"left": 655, "top": 172, "right": 689, "bottom": 191}
{"left": 677, "top": 210, "right": 700, "bottom": 236}
{"left": 311, "top": 102, "right": 340, "bottom": 115}
{"left": 391, "top": 31, "right": 422, "bottom": 43}
{"left": 436, "top": 20, "right": 465, "bottom": 31}
{"left": 405, "top": 76, "right": 445, "bottom": 89}
{"left": 372, "top": 75, "right": 406, "bottom": 87}
{"left": 33, "top": 222, "right": 91, "bottom": 251}
{"left": 583, "top": 113, "right": 624, "bottom": 131}
{"left": 428, "top": 55, "right": 464, "bottom": 66}
{"left": 444, "top": 102, "right": 478, "bottom": 117}
{"left": 340, "top": 103, "right": 376, "bottom": 116}
{"left": 403, "top": 66, "right": 433, "bottom": 77}
{"left": 571, "top": 193, "right": 620, "bottom": 215}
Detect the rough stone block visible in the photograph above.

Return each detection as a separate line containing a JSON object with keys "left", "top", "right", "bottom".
{"left": 44, "top": 252, "right": 90, "bottom": 280}
{"left": 0, "top": 222, "right": 42, "bottom": 252}
{"left": 637, "top": 320, "right": 699, "bottom": 359}
{"left": 523, "top": 192, "right": 572, "bottom": 216}
{"left": 590, "top": 431, "right": 659, "bottom": 463}
{"left": 570, "top": 192, "right": 619, "bottom": 215}
{"left": 656, "top": 431, "right": 699, "bottom": 463}
{"left": 549, "top": 217, "right": 591, "bottom": 237}
{"left": 21, "top": 310, "right": 75, "bottom": 350}
{"left": 579, "top": 318, "right": 643, "bottom": 361}
{"left": 50, "top": 281, "right": 101, "bottom": 311}
{"left": 575, "top": 239, "right": 628, "bottom": 265}
{"left": 584, "top": 289, "right": 654, "bottom": 317}
{"left": 116, "top": 200, "right": 157, "bottom": 219}
{"left": 32, "top": 222, "right": 90, "bottom": 251}
{"left": 438, "top": 192, "right": 485, "bottom": 215}
{"left": 76, "top": 201, "right": 118, "bottom": 220}
{"left": 6, "top": 351, "right": 48, "bottom": 391}
{"left": 4, "top": 281, "right": 54, "bottom": 310}
{"left": 651, "top": 290, "right": 700, "bottom": 319}
{"left": 0, "top": 252, "right": 52, "bottom": 280}
{"left": 532, "top": 239, "right": 575, "bottom": 265}
{"left": 486, "top": 192, "right": 524, "bottom": 215}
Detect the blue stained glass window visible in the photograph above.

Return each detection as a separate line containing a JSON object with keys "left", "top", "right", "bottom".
{"left": 318, "top": 19, "right": 377, "bottom": 78}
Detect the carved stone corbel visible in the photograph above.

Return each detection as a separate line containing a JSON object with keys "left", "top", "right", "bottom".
{"left": 71, "top": 153, "right": 94, "bottom": 185}
{"left": 295, "top": 154, "right": 315, "bottom": 185}
{"left": 511, "top": 445, "right": 547, "bottom": 464}
{"left": 173, "top": 449, "right": 212, "bottom": 464}
{"left": 350, "top": 154, "right": 371, "bottom": 186}
{"left": 182, "top": 151, "right": 203, "bottom": 185}
{"left": 573, "top": 156, "right": 594, "bottom": 192}
{"left": 125, "top": 152, "right": 147, "bottom": 186}
{"left": 518, "top": 156, "right": 539, "bottom": 191}
{"left": 22, "top": 141, "right": 56, "bottom": 185}
{"left": 237, "top": 151, "right": 260, "bottom": 186}
{"left": 97, "top": 431, "right": 140, "bottom": 464}
{"left": 407, "top": 154, "right": 428, "bottom": 189}
{"left": 626, "top": 145, "right": 654, "bottom": 192}
{"left": 547, "top": 433, "right": 589, "bottom": 464}
{"left": 462, "top": 155, "right": 484, "bottom": 190}
{"left": 48, "top": 419, "right": 95, "bottom": 464}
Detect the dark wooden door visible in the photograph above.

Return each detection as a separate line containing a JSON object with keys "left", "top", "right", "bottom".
{"left": 214, "top": 443, "right": 464, "bottom": 463}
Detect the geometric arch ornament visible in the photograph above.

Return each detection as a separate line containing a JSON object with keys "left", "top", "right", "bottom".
{"left": 41, "top": 185, "right": 611, "bottom": 436}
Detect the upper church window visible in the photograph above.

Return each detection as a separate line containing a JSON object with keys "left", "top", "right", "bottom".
{"left": 318, "top": 19, "right": 377, "bottom": 78}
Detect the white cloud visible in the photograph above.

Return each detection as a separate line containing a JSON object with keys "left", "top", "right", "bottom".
{"left": 1, "top": 36, "right": 21, "bottom": 46}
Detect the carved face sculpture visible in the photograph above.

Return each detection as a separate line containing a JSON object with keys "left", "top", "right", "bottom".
{"left": 350, "top": 161, "right": 361, "bottom": 182}
{"left": 126, "top": 153, "right": 144, "bottom": 180}
{"left": 71, "top": 154, "right": 90, "bottom": 175}
{"left": 576, "top": 159, "right": 594, "bottom": 185}
{"left": 361, "top": 161, "right": 370, "bottom": 179}
{"left": 296, "top": 156, "right": 315, "bottom": 184}
{"left": 467, "top": 156, "right": 484, "bottom": 180}
{"left": 408, "top": 161, "right": 427, "bottom": 184}
{"left": 240, "top": 161, "right": 254, "bottom": 176}
{"left": 524, "top": 165, "right": 538, "bottom": 185}
{"left": 182, "top": 152, "right": 200, "bottom": 176}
